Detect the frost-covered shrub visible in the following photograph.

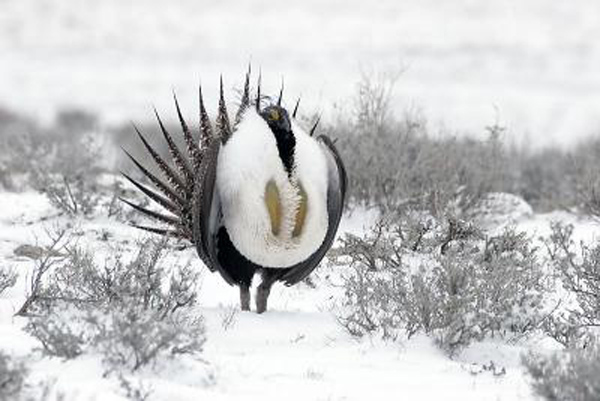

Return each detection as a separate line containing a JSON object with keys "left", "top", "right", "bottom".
{"left": 38, "top": 240, "right": 199, "bottom": 315}
{"left": 0, "top": 266, "right": 17, "bottom": 296}
{"left": 326, "top": 73, "right": 600, "bottom": 216}
{"left": 524, "top": 340, "right": 600, "bottom": 401}
{"left": 334, "top": 214, "right": 549, "bottom": 353}
{"left": 92, "top": 305, "right": 205, "bottom": 372}
{"left": 516, "top": 148, "right": 578, "bottom": 212}
{"left": 535, "top": 220, "right": 600, "bottom": 401}
{"left": 28, "top": 127, "right": 103, "bottom": 216}
{"left": 24, "top": 239, "right": 205, "bottom": 373}
{"left": 32, "top": 172, "right": 101, "bottom": 216}
{"left": 330, "top": 74, "right": 515, "bottom": 215}
{"left": 14, "top": 228, "right": 71, "bottom": 317}
{"left": 0, "top": 351, "right": 27, "bottom": 401}
{"left": 0, "top": 106, "right": 104, "bottom": 214}
{"left": 571, "top": 138, "right": 600, "bottom": 218}
{"left": 542, "top": 222, "right": 600, "bottom": 343}
{"left": 26, "top": 306, "right": 87, "bottom": 359}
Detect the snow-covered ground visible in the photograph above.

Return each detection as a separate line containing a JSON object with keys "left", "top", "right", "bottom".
{"left": 1, "top": 189, "right": 599, "bottom": 400}
{"left": 1, "top": 0, "right": 600, "bottom": 148}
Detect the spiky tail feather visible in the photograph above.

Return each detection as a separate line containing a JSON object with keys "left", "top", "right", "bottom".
{"left": 122, "top": 72, "right": 251, "bottom": 243}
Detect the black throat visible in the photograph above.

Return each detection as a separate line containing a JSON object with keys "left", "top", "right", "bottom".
{"left": 261, "top": 106, "right": 296, "bottom": 176}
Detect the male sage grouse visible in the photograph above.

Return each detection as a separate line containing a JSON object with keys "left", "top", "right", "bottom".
{"left": 122, "top": 70, "right": 347, "bottom": 313}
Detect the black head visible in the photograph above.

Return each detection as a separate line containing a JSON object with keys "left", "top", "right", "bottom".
{"left": 261, "top": 105, "right": 292, "bottom": 133}
{"left": 260, "top": 105, "right": 296, "bottom": 176}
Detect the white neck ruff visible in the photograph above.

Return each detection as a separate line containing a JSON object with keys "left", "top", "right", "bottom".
{"left": 216, "top": 110, "right": 329, "bottom": 268}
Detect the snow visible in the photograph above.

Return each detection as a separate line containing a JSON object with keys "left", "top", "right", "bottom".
{"left": 467, "top": 192, "right": 534, "bottom": 231}
{"left": 1, "top": 0, "right": 600, "bottom": 148}
{"left": 3, "top": 189, "right": 598, "bottom": 400}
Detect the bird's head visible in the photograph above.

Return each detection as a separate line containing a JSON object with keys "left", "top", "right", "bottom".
{"left": 260, "top": 105, "right": 292, "bottom": 133}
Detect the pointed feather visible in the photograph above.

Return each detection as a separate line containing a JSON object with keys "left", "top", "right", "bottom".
{"left": 217, "top": 76, "right": 232, "bottom": 143}
{"left": 131, "top": 224, "right": 187, "bottom": 239}
{"left": 122, "top": 149, "right": 184, "bottom": 206}
{"left": 132, "top": 124, "right": 186, "bottom": 195}
{"left": 119, "top": 197, "right": 180, "bottom": 226}
{"left": 173, "top": 92, "right": 202, "bottom": 173}
{"left": 154, "top": 108, "right": 193, "bottom": 185}
{"left": 255, "top": 70, "right": 262, "bottom": 112}
{"left": 198, "top": 84, "right": 213, "bottom": 149}
{"left": 309, "top": 115, "right": 321, "bottom": 137}
{"left": 292, "top": 97, "right": 301, "bottom": 119}
{"left": 234, "top": 66, "right": 251, "bottom": 128}
{"left": 277, "top": 79, "right": 284, "bottom": 107}
{"left": 121, "top": 172, "right": 180, "bottom": 215}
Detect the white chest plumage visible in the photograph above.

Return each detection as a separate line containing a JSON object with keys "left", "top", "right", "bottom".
{"left": 216, "top": 110, "right": 329, "bottom": 268}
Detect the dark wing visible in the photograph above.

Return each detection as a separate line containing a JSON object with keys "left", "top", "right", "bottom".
{"left": 279, "top": 134, "right": 348, "bottom": 286}
{"left": 191, "top": 139, "right": 236, "bottom": 285}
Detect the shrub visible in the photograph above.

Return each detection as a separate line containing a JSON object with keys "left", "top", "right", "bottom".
{"left": 0, "top": 351, "right": 27, "bottom": 401}
{"left": 329, "top": 73, "right": 515, "bottom": 216}
{"left": 0, "top": 105, "right": 105, "bottom": 216}
{"left": 23, "top": 237, "right": 205, "bottom": 374}
{"left": 25, "top": 306, "right": 87, "bottom": 359}
{"left": 334, "top": 213, "right": 549, "bottom": 353}
{"left": 14, "top": 228, "right": 71, "bottom": 317}
{"left": 32, "top": 172, "right": 101, "bottom": 216}
{"left": 27, "top": 127, "right": 103, "bottom": 216}
{"left": 571, "top": 138, "right": 600, "bottom": 218}
{"left": 92, "top": 305, "right": 204, "bottom": 372}
{"left": 0, "top": 266, "right": 17, "bottom": 296}
{"left": 543, "top": 222, "right": 600, "bottom": 342}
{"left": 323, "top": 73, "right": 600, "bottom": 217}
{"left": 524, "top": 341, "right": 600, "bottom": 401}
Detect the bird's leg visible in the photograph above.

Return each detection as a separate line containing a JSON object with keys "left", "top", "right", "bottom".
{"left": 255, "top": 282, "right": 271, "bottom": 314}
{"left": 256, "top": 273, "right": 279, "bottom": 314}
{"left": 240, "top": 285, "right": 251, "bottom": 311}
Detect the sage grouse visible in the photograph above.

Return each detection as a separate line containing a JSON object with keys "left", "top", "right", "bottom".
{"left": 122, "top": 70, "right": 347, "bottom": 313}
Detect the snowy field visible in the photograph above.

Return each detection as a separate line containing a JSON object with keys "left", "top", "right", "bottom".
{"left": 2, "top": 1, "right": 600, "bottom": 399}
{"left": 1, "top": 188, "right": 599, "bottom": 400}
{"left": 1, "top": 0, "right": 600, "bottom": 147}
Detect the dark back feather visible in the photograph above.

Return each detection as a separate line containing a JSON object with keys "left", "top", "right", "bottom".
{"left": 173, "top": 93, "right": 202, "bottom": 174}
{"left": 234, "top": 66, "right": 251, "bottom": 129}
{"left": 217, "top": 77, "right": 233, "bottom": 144}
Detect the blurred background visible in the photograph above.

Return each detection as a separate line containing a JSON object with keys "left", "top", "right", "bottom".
{"left": 1, "top": 0, "right": 599, "bottom": 148}
{"left": 1, "top": 0, "right": 600, "bottom": 215}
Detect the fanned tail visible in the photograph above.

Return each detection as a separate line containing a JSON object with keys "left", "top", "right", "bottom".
{"left": 123, "top": 96, "right": 209, "bottom": 242}
{"left": 123, "top": 71, "right": 250, "bottom": 244}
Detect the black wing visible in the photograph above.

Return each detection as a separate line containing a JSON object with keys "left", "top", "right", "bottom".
{"left": 191, "top": 139, "right": 237, "bottom": 285}
{"left": 279, "top": 134, "right": 348, "bottom": 286}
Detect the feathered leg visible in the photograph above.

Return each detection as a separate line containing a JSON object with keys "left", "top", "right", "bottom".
{"left": 240, "top": 285, "right": 251, "bottom": 311}
{"left": 256, "top": 270, "right": 282, "bottom": 314}
{"left": 255, "top": 285, "right": 270, "bottom": 314}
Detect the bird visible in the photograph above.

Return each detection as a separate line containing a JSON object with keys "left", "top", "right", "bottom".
{"left": 120, "top": 69, "right": 347, "bottom": 313}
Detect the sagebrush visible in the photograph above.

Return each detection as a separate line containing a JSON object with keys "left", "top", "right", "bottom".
{"left": 524, "top": 341, "right": 600, "bottom": 401}
{"left": 0, "top": 351, "right": 27, "bottom": 401}
{"left": 0, "top": 266, "right": 17, "bottom": 296}
{"left": 334, "top": 213, "right": 549, "bottom": 353}
{"left": 523, "top": 222, "right": 600, "bottom": 401}
{"left": 23, "top": 236, "right": 205, "bottom": 373}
